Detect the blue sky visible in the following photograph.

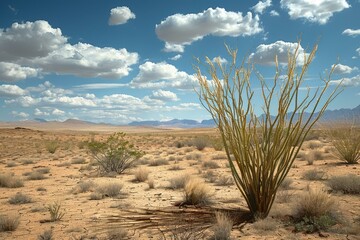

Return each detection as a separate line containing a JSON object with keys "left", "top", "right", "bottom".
{"left": 0, "top": 0, "right": 359, "bottom": 124}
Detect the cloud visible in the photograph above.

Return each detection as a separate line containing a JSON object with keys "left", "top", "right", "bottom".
{"left": 36, "top": 43, "right": 139, "bottom": 79}
{"left": 109, "top": 6, "right": 136, "bottom": 25}
{"left": 270, "top": 10, "right": 279, "bottom": 16}
{"left": 251, "top": 0, "right": 272, "bottom": 14}
{"left": 280, "top": 0, "right": 350, "bottom": 25}
{"left": 212, "top": 57, "right": 228, "bottom": 64}
{"left": 170, "top": 54, "right": 182, "bottom": 61}
{"left": 34, "top": 107, "right": 65, "bottom": 116}
{"left": 156, "top": 7, "right": 262, "bottom": 52}
{"left": 74, "top": 83, "right": 128, "bottom": 90}
{"left": 0, "top": 62, "right": 39, "bottom": 82}
{"left": 249, "top": 41, "right": 308, "bottom": 66}
{"left": 330, "top": 75, "right": 360, "bottom": 86}
{"left": 332, "top": 64, "right": 358, "bottom": 74}
{"left": 357, "top": 48, "right": 360, "bottom": 55}
{"left": 149, "top": 90, "right": 179, "bottom": 102}
{"left": 42, "top": 96, "right": 96, "bottom": 107}
{"left": 0, "top": 20, "right": 139, "bottom": 81}
{"left": 5, "top": 96, "right": 39, "bottom": 107}
{"left": 342, "top": 29, "right": 360, "bottom": 36}
{"left": 0, "top": 84, "right": 27, "bottom": 97}
{"left": 131, "top": 61, "right": 198, "bottom": 89}
{"left": 11, "top": 111, "right": 29, "bottom": 118}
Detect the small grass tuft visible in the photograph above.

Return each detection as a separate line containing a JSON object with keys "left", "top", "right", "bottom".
{"left": 183, "top": 178, "right": 212, "bottom": 205}
{"left": 0, "top": 173, "right": 24, "bottom": 188}
{"left": 8, "top": 192, "right": 32, "bottom": 204}
{"left": 37, "top": 229, "right": 53, "bottom": 240}
{"left": 0, "top": 214, "right": 20, "bottom": 232}
{"left": 303, "top": 169, "right": 326, "bottom": 181}
{"left": 168, "top": 174, "right": 192, "bottom": 190}
{"left": 327, "top": 174, "right": 360, "bottom": 194}
{"left": 211, "top": 212, "right": 232, "bottom": 240}
{"left": 133, "top": 167, "right": 150, "bottom": 182}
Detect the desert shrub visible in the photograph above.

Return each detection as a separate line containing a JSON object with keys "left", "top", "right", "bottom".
{"left": 0, "top": 173, "right": 24, "bottom": 188}
{"left": 211, "top": 212, "right": 232, "bottom": 240}
{"left": 203, "top": 170, "right": 217, "bottom": 183}
{"left": 0, "top": 214, "right": 20, "bottom": 232}
{"left": 327, "top": 124, "right": 360, "bottom": 164}
{"left": 202, "top": 160, "right": 220, "bottom": 169}
{"left": 168, "top": 164, "right": 183, "bottom": 171}
{"left": 22, "top": 159, "right": 34, "bottom": 165}
{"left": 196, "top": 41, "right": 341, "bottom": 218}
{"left": 27, "top": 171, "right": 46, "bottom": 180}
{"left": 86, "top": 132, "right": 143, "bottom": 174}
{"left": 327, "top": 174, "right": 360, "bottom": 194}
{"left": 293, "top": 189, "right": 337, "bottom": 233}
{"left": 175, "top": 141, "right": 184, "bottom": 148}
{"left": 8, "top": 192, "right": 32, "bottom": 204}
{"left": 169, "top": 174, "right": 192, "bottom": 190}
{"left": 276, "top": 190, "right": 294, "bottom": 203}
{"left": 148, "top": 158, "right": 168, "bottom": 166}
{"left": 279, "top": 177, "right": 293, "bottom": 190}
{"left": 147, "top": 179, "right": 155, "bottom": 189}
{"left": 72, "top": 180, "right": 96, "bottom": 194}
{"left": 36, "top": 167, "right": 50, "bottom": 174}
{"left": 183, "top": 178, "right": 212, "bottom": 205}
{"left": 47, "top": 202, "right": 65, "bottom": 222}
{"left": 71, "top": 158, "right": 86, "bottom": 164}
{"left": 45, "top": 140, "right": 59, "bottom": 154}
{"left": 211, "top": 137, "right": 224, "bottom": 151}
{"left": 37, "top": 229, "right": 53, "bottom": 240}
{"left": 96, "top": 182, "right": 123, "bottom": 198}
{"left": 133, "top": 167, "right": 149, "bottom": 182}
{"left": 216, "top": 176, "right": 234, "bottom": 186}
{"left": 192, "top": 137, "right": 208, "bottom": 151}
{"left": 303, "top": 169, "right": 326, "bottom": 181}
{"left": 6, "top": 161, "right": 17, "bottom": 167}
{"left": 107, "top": 228, "right": 128, "bottom": 240}
{"left": 253, "top": 218, "right": 278, "bottom": 232}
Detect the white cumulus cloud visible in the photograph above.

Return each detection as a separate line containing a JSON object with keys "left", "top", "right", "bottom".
{"left": 0, "top": 84, "right": 27, "bottom": 97}
{"left": 249, "top": 41, "right": 309, "bottom": 66}
{"left": 280, "top": 0, "right": 350, "bottom": 25}
{"left": 149, "top": 90, "right": 179, "bottom": 102}
{"left": 212, "top": 57, "right": 228, "bottom": 64}
{"left": 332, "top": 64, "right": 358, "bottom": 74}
{"left": 131, "top": 61, "right": 198, "bottom": 89}
{"left": 0, "top": 62, "right": 39, "bottom": 82}
{"left": 342, "top": 29, "right": 360, "bottom": 36}
{"left": 0, "top": 20, "right": 139, "bottom": 81}
{"left": 251, "top": 0, "right": 272, "bottom": 14}
{"left": 156, "top": 7, "right": 262, "bottom": 52}
{"left": 170, "top": 54, "right": 182, "bottom": 61}
{"left": 330, "top": 75, "right": 360, "bottom": 86}
{"left": 109, "top": 6, "right": 136, "bottom": 25}
{"left": 270, "top": 10, "right": 279, "bottom": 16}
{"left": 11, "top": 111, "right": 29, "bottom": 118}
{"left": 5, "top": 96, "right": 39, "bottom": 107}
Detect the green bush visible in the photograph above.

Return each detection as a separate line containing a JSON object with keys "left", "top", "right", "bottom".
{"left": 87, "top": 132, "right": 143, "bottom": 174}
{"left": 45, "top": 140, "right": 59, "bottom": 154}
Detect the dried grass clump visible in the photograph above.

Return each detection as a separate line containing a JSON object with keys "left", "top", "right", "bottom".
{"left": 133, "top": 167, "right": 150, "bottom": 182}
{"left": 202, "top": 160, "right": 220, "bottom": 169}
{"left": 253, "top": 218, "right": 278, "bottom": 232}
{"left": 45, "top": 140, "right": 59, "bottom": 154}
{"left": 303, "top": 169, "right": 326, "bottom": 181}
{"left": 8, "top": 192, "right": 32, "bottom": 204}
{"left": 183, "top": 178, "right": 212, "bottom": 205}
{"left": 107, "top": 228, "right": 128, "bottom": 240}
{"left": 0, "top": 173, "right": 24, "bottom": 188}
{"left": 71, "top": 158, "right": 87, "bottom": 164}
{"left": 327, "top": 174, "right": 360, "bottom": 194}
{"left": 196, "top": 41, "right": 341, "bottom": 218}
{"left": 27, "top": 171, "right": 46, "bottom": 180}
{"left": 72, "top": 180, "right": 96, "bottom": 194}
{"left": 37, "top": 229, "right": 53, "bottom": 240}
{"left": 211, "top": 212, "right": 233, "bottom": 240}
{"left": 96, "top": 182, "right": 123, "bottom": 198}
{"left": 169, "top": 174, "right": 192, "bottom": 190}
{"left": 327, "top": 124, "right": 360, "bottom": 164}
{"left": 149, "top": 158, "right": 169, "bottom": 166}
{"left": 0, "top": 214, "right": 20, "bottom": 232}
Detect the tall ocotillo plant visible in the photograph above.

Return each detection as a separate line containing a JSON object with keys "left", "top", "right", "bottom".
{"left": 195, "top": 42, "right": 341, "bottom": 219}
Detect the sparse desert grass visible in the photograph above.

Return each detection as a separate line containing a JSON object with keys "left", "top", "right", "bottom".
{"left": 0, "top": 214, "right": 20, "bottom": 232}
{"left": 211, "top": 153, "right": 227, "bottom": 160}
{"left": 149, "top": 158, "right": 169, "bottom": 166}
{"left": 293, "top": 189, "right": 337, "bottom": 233}
{"left": 327, "top": 125, "right": 360, "bottom": 164}
{"left": 47, "top": 202, "right": 65, "bottom": 222}
{"left": 279, "top": 177, "right": 293, "bottom": 190}
{"left": 183, "top": 178, "right": 212, "bottom": 205}
{"left": 37, "top": 187, "right": 47, "bottom": 192}
{"left": 168, "top": 174, "right": 192, "bottom": 190}
{"left": 21, "top": 159, "right": 34, "bottom": 165}
{"left": 45, "top": 140, "right": 59, "bottom": 154}
{"left": 95, "top": 182, "right": 123, "bottom": 198}
{"left": 253, "top": 218, "right": 278, "bottom": 232}
{"left": 6, "top": 161, "right": 17, "bottom": 167}
{"left": 203, "top": 170, "right": 217, "bottom": 183}
{"left": 147, "top": 178, "right": 155, "bottom": 189}
{"left": 211, "top": 212, "right": 232, "bottom": 240}
{"left": 8, "top": 192, "right": 32, "bottom": 204}
{"left": 27, "top": 171, "right": 46, "bottom": 180}
{"left": 307, "top": 140, "right": 322, "bottom": 149}
{"left": 327, "top": 174, "right": 360, "bottom": 194}
{"left": 35, "top": 167, "right": 50, "bottom": 174}
{"left": 215, "top": 175, "right": 234, "bottom": 186}
{"left": 71, "top": 158, "right": 87, "bottom": 164}
{"left": 0, "top": 173, "right": 24, "bottom": 188}
{"left": 37, "top": 229, "right": 53, "bottom": 240}
{"left": 107, "top": 228, "right": 128, "bottom": 240}
{"left": 303, "top": 169, "right": 326, "bottom": 181}
{"left": 133, "top": 167, "right": 150, "bottom": 182}
{"left": 211, "top": 137, "right": 224, "bottom": 151}
{"left": 191, "top": 137, "right": 208, "bottom": 151}
{"left": 276, "top": 190, "right": 294, "bottom": 203}
{"left": 56, "top": 161, "right": 71, "bottom": 167}
{"left": 202, "top": 160, "right": 220, "bottom": 169}
{"left": 168, "top": 164, "right": 183, "bottom": 171}
{"left": 72, "top": 180, "right": 96, "bottom": 194}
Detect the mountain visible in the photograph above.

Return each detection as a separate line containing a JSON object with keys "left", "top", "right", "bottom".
{"left": 129, "top": 105, "right": 360, "bottom": 128}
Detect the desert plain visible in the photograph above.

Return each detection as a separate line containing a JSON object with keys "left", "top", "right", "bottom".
{"left": 0, "top": 123, "right": 359, "bottom": 240}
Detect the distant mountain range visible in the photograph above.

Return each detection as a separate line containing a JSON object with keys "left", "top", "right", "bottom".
{"left": 1, "top": 105, "right": 359, "bottom": 130}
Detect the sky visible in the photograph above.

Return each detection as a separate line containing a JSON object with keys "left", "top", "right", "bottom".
{"left": 0, "top": 0, "right": 359, "bottom": 124}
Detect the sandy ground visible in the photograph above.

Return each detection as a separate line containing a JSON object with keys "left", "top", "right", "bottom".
{"left": 0, "top": 127, "right": 359, "bottom": 240}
